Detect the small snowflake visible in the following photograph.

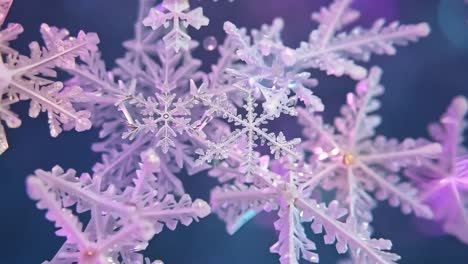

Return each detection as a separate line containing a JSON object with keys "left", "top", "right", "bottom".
{"left": 191, "top": 79, "right": 302, "bottom": 177}
{"left": 143, "top": 0, "right": 209, "bottom": 52}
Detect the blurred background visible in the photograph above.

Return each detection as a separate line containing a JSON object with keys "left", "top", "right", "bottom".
{"left": 1, "top": 0, "right": 468, "bottom": 263}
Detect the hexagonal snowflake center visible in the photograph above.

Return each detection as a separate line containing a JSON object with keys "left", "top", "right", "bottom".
{"left": 80, "top": 248, "right": 99, "bottom": 262}
{"left": 342, "top": 152, "right": 357, "bottom": 167}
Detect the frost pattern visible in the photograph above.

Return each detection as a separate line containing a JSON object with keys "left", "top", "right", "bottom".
{"left": 0, "top": 1, "right": 99, "bottom": 155}
{"left": 292, "top": 0, "right": 430, "bottom": 80}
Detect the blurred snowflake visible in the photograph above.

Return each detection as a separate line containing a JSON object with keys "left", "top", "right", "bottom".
{"left": 407, "top": 96, "right": 468, "bottom": 243}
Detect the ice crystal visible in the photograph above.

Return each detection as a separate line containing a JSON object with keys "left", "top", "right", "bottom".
{"left": 0, "top": 0, "right": 99, "bottom": 154}
{"left": 142, "top": 0, "right": 209, "bottom": 52}
{"left": 27, "top": 150, "right": 210, "bottom": 264}
{"left": 406, "top": 96, "right": 468, "bottom": 243}
{"left": 191, "top": 79, "right": 302, "bottom": 174}
{"left": 297, "top": 67, "right": 440, "bottom": 227}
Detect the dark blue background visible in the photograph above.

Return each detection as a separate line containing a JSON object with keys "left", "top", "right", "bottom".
{"left": 1, "top": 0, "right": 468, "bottom": 263}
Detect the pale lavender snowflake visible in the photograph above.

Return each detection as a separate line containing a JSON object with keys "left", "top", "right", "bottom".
{"left": 297, "top": 67, "right": 440, "bottom": 228}
{"left": 406, "top": 96, "right": 468, "bottom": 243}
{"left": 142, "top": 0, "right": 209, "bottom": 52}
{"left": 209, "top": 69, "right": 439, "bottom": 263}
{"left": 27, "top": 150, "right": 210, "bottom": 264}
{"left": 190, "top": 79, "right": 304, "bottom": 178}
{"left": 0, "top": 0, "right": 99, "bottom": 154}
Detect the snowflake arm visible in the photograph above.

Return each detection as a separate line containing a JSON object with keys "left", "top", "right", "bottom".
{"left": 296, "top": 199, "right": 400, "bottom": 264}
{"left": 0, "top": 96, "right": 20, "bottom": 153}
{"left": 270, "top": 204, "right": 318, "bottom": 264}
{"left": 140, "top": 194, "right": 210, "bottom": 233}
{"left": 313, "top": 0, "right": 356, "bottom": 48}
{"left": 334, "top": 67, "right": 384, "bottom": 147}
{"left": 27, "top": 175, "right": 154, "bottom": 264}
{"left": 210, "top": 158, "right": 400, "bottom": 263}
{"left": 0, "top": 20, "right": 99, "bottom": 154}
{"left": 357, "top": 162, "right": 433, "bottom": 218}
{"left": 346, "top": 167, "right": 377, "bottom": 225}
{"left": 291, "top": 0, "right": 430, "bottom": 80}
{"left": 27, "top": 176, "right": 90, "bottom": 250}
{"left": 0, "top": 0, "right": 12, "bottom": 26}
{"left": 192, "top": 81, "right": 302, "bottom": 173}
{"left": 211, "top": 183, "right": 278, "bottom": 234}
{"left": 428, "top": 96, "right": 467, "bottom": 172}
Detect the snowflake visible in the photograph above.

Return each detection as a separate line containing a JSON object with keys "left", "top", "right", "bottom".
{"left": 0, "top": 0, "right": 99, "bottom": 154}
{"left": 406, "top": 96, "right": 468, "bottom": 243}
{"left": 143, "top": 0, "right": 209, "bottom": 52}
{"left": 111, "top": 39, "right": 206, "bottom": 192}
{"left": 191, "top": 79, "right": 303, "bottom": 177}
{"left": 27, "top": 150, "right": 210, "bottom": 264}
{"left": 64, "top": 0, "right": 207, "bottom": 195}
{"left": 211, "top": 156, "right": 401, "bottom": 264}
{"left": 117, "top": 41, "right": 200, "bottom": 154}
{"left": 209, "top": 69, "right": 439, "bottom": 263}
{"left": 297, "top": 67, "right": 440, "bottom": 227}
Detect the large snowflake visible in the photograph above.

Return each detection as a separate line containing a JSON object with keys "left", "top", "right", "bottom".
{"left": 0, "top": 0, "right": 99, "bottom": 154}
{"left": 297, "top": 67, "right": 439, "bottom": 226}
